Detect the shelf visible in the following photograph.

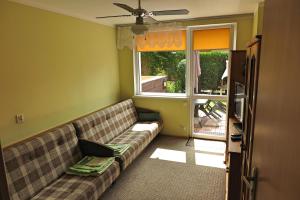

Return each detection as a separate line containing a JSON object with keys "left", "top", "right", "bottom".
{"left": 228, "top": 117, "right": 242, "bottom": 154}
{"left": 228, "top": 138, "right": 241, "bottom": 153}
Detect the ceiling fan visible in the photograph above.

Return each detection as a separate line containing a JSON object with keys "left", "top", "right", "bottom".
{"left": 96, "top": 0, "right": 189, "bottom": 35}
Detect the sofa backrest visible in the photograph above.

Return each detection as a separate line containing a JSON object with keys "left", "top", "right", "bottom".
{"left": 3, "top": 123, "right": 82, "bottom": 200}
{"left": 73, "top": 99, "right": 138, "bottom": 144}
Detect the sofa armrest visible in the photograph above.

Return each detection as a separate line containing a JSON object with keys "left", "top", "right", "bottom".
{"left": 78, "top": 139, "right": 114, "bottom": 157}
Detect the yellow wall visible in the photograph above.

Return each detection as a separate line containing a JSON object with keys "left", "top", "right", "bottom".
{"left": 134, "top": 98, "right": 190, "bottom": 137}
{"left": 0, "top": 1, "right": 120, "bottom": 146}
{"left": 119, "top": 14, "right": 254, "bottom": 138}
{"left": 0, "top": 2, "right": 255, "bottom": 145}
{"left": 252, "top": 2, "right": 265, "bottom": 36}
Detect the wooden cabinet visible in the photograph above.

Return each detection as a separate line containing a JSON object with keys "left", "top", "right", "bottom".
{"left": 228, "top": 50, "right": 246, "bottom": 118}
{"left": 227, "top": 118, "right": 242, "bottom": 200}
{"left": 226, "top": 50, "right": 246, "bottom": 161}
{"left": 226, "top": 37, "right": 262, "bottom": 200}
{"left": 226, "top": 50, "right": 246, "bottom": 200}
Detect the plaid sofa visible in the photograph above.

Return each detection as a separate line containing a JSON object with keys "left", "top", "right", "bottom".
{"left": 73, "top": 99, "right": 162, "bottom": 170}
{"left": 3, "top": 123, "right": 120, "bottom": 200}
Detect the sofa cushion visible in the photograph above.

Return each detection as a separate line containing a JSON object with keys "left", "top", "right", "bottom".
{"left": 73, "top": 99, "right": 138, "bottom": 144}
{"left": 31, "top": 161, "right": 120, "bottom": 200}
{"left": 3, "top": 124, "right": 82, "bottom": 200}
{"left": 109, "top": 121, "right": 162, "bottom": 169}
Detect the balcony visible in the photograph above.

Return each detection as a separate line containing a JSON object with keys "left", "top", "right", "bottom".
{"left": 194, "top": 100, "right": 227, "bottom": 138}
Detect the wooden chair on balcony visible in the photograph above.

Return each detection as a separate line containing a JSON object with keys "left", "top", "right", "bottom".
{"left": 195, "top": 99, "right": 226, "bottom": 127}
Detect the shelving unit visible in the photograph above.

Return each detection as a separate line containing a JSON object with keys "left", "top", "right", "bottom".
{"left": 226, "top": 50, "right": 246, "bottom": 200}
{"left": 227, "top": 117, "right": 242, "bottom": 200}
{"left": 226, "top": 36, "right": 262, "bottom": 200}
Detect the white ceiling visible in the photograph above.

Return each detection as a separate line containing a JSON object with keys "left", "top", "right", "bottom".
{"left": 10, "top": 0, "right": 261, "bottom": 26}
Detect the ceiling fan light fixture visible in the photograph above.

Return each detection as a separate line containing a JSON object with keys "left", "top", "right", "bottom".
{"left": 96, "top": 0, "right": 189, "bottom": 35}
{"left": 131, "top": 24, "right": 148, "bottom": 35}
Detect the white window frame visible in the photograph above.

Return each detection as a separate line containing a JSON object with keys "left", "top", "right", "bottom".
{"left": 187, "top": 23, "right": 237, "bottom": 99}
{"left": 133, "top": 23, "right": 237, "bottom": 99}
{"left": 187, "top": 23, "right": 237, "bottom": 141}
{"left": 133, "top": 45, "right": 188, "bottom": 98}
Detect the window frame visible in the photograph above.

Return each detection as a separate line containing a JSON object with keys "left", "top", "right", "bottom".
{"left": 133, "top": 23, "right": 237, "bottom": 98}
{"left": 133, "top": 48, "right": 188, "bottom": 98}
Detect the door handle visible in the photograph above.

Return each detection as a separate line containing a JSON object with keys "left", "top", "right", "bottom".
{"left": 242, "top": 167, "right": 257, "bottom": 200}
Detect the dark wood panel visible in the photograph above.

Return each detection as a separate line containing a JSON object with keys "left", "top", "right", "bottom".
{"left": 228, "top": 51, "right": 246, "bottom": 117}
{"left": 252, "top": 0, "right": 300, "bottom": 199}
{"left": 0, "top": 141, "right": 10, "bottom": 200}
{"left": 228, "top": 153, "right": 242, "bottom": 200}
{"left": 227, "top": 117, "right": 242, "bottom": 200}
{"left": 241, "top": 37, "right": 261, "bottom": 200}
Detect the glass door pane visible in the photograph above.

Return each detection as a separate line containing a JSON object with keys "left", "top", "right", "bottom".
{"left": 193, "top": 99, "right": 227, "bottom": 140}
{"left": 194, "top": 50, "right": 229, "bottom": 96}
{"left": 190, "top": 27, "right": 231, "bottom": 141}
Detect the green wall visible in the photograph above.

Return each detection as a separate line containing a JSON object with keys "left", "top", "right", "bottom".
{"left": 119, "top": 14, "right": 254, "bottom": 138}
{"left": 0, "top": 1, "right": 120, "bottom": 146}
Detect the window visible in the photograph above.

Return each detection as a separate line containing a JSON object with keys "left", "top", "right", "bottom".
{"left": 194, "top": 50, "right": 229, "bottom": 95}
{"left": 140, "top": 51, "right": 186, "bottom": 94}
{"left": 134, "top": 30, "right": 187, "bottom": 96}
{"left": 134, "top": 26, "right": 233, "bottom": 97}
{"left": 192, "top": 28, "right": 230, "bottom": 96}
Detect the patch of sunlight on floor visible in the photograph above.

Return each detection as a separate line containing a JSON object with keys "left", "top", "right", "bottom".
{"left": 150, "top": 148, "right": 186, "bottom": 163}
{"left": 194, "top": 139, "right": 226, "bottom": 154}
{"left": 194, "top": 139, "right": 226, "bottom": 169}
{"left": 195, "top": 152, "right": 226, "bottom": 169}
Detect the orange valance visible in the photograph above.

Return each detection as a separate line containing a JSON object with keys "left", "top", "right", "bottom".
{"left": 193, "top": 28, "right": 230, "bottom": 50}
{"left": 136, "top": 28, "right": 230, "bottom": 52}
{"left": 136, "top": 30, "right": 186, "bottom": 52}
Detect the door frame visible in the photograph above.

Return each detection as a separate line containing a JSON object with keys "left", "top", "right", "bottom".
{"left": 187, "top": 23, "right": 237, "bottom": 141}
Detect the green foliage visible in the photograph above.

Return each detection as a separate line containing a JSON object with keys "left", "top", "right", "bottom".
{"left": 175, "top": 59, "right": 186, "bottom": 92}
{"left": 141, "top": 51, "right": 185, "bottom": 78}
{"left": 199, "top": 51, "right": 228, "bottom": 91}
{"left": 141, "top": 50, "right": 228, "bottom": 93}
{"left": 141, "top": 51, "right": 186, "bottom": 93}
{"left": 165, "top": 81, "right": 176, "bottom": 93}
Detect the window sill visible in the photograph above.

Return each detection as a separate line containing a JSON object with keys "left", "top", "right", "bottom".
{"left": 134, "top": 93, "right": 188, "bottom": 100}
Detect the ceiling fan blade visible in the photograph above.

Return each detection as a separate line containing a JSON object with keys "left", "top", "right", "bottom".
{"left": 151, "top": 9, "right": 189, "bottom": 16}
{"left": 144, "top": 16, "right": 158, "bottom": 24}
{"left": 96, "top": 14, "right": 132, "bottom": 19}
{"left": 113, "top": 3, "right": 135, "bottom": 13}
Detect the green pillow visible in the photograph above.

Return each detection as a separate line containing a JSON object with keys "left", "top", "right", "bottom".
{"left": 138, "top": 112, "right": 160, "bottom": 122}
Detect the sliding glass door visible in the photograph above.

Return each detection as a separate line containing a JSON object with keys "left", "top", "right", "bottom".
{"left": 188, "top": 24, "right": 236, "bottom": 141}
